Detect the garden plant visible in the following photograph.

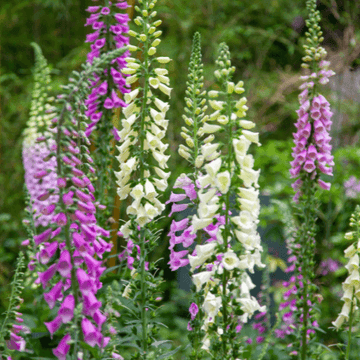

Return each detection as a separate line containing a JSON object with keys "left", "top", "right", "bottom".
{"left": 1, "top": 0, "right": 360, "bottom": 359}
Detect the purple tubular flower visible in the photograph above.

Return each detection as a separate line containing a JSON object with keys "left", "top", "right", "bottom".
{"left": 81, "top": 317, "right": 101, "bottom": 347}
{"left": 34, "top": 228, "right": 53, "bottom": 246}
{"left": 38, "top": 263, "right": 58, "bottom": 288}
{"left": 44, "top": 315, "right": 63, "bottom": 337}
{"left": 57, "top": 250, "right": 72, "bottom": 278}
{"left": 40, "top": 242, "right": 58, "bottom": 264}
{"left": 58, "top": 294, "right": 75, "bottom": 323}
{"left": 44, "top": 281, "right": 63, "bottom": 309}
{"left": 189, "top": 303, "right": 199, "bottom": 320}
{"left": 53, "top": 333, "right": 71, "bottom": 360}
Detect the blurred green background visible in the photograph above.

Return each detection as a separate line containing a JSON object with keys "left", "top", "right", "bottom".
{"left": 1, "top": 0, "right": 360, "bottom": 358}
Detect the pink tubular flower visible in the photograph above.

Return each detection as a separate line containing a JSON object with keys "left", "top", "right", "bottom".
{"left": 189, "top": 302, "right": 199, "bottom": 320}
{"left": 53, "top": 333, "right": 71, "bottom": 360}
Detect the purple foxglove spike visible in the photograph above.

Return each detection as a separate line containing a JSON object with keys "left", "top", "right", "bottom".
{"left": 58, "top": 294, "right": 75, "bottom": 323}
{"left": 83, "top": 292, "right": 102, "bottom": 317}
{"left": 77, "top": 268, "right": 94, "bottom": 295}
{"left": 57, "top": 250, "right": 72, "bottom": 277}
{"left": 93, "top": 309, "right": 107, "bottom": 327}
{"left": 52, "top": 333, "right": 71, "bottom": 360}
{"left": 44, "top": 315, "right": 62, "bottom": 338}
{"left": 34, "top": 228, "right": 52, "bottom": 245}
{"left": 40, "top": 242, "right": 59, "bottom": 264}
{"left": 44, "top": 281, "right": 63, "bottom": 309}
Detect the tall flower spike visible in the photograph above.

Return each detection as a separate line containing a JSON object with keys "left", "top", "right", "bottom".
{"left": 332, "top": 206, "right": 360, "bottom": 359}
{"left": 185, "top": 43, "right": 264, "bottom": 359}
{"left": 22, "top": 43, "right": 59, "bottom": 227}
{"left": 289, "top": 1, "right": 335, "bottom": 358}
{"left": 115, "top": 0, "right": 172, "bottom": 358}
{"left": 28, "top": 48, "right": 126, "bottom": 359}
{"left": 84, "top": 1, "right": 131, "bottom": 221}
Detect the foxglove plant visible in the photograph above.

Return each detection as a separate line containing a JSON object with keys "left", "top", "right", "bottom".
{"left": 166, "top": 31, "right": 216, "bottom": 360}
{"left": 114, "top": 0, "right": 172, "bottom": 357}
{"left": 0, "top": 252, "right": 26, "bottom": 358}
{"left": 23, "top": 48, "right": 126, "bottom": 359}
{"left": 289, "top": 0, "right": 335, "bottom": 358}
{"left": 22, "top": 43, "right": 59, "bottom": 228}
{"left": 84, "top": 1, "right": 131, "bottom": 219}
{"left": 180, "top": 43, "right": 265, "bottom": 359}
{"left": 332, "top": 205, "right": 360, "bottom": 360}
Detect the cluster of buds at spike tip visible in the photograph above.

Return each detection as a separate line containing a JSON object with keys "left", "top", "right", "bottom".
{"left": 0, "top": 253, "right": 27, "bottom": 356}
{"left": 290, "top": 0, "right": 335, "bottom": 203}
{"left": 22, "top": 43, "right": 59, "bottom": 227}
{"left": 332, "top": 206, "right": 360, "bottom": 330}
{"left": 20, "top": 50, "right": 126, "bottom": 358}
{"left": 84, "top": 0, "right": 131, "bottom": 139}
{"left": 173, "top": 43, "right": 265, "bottom": 356}
{"left": 116, "top": 0, "right": 171, "bottom": 234}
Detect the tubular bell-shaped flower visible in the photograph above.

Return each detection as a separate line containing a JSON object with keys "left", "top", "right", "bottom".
{"left": 22, "top": 43, "right": 59, "bottom": 227}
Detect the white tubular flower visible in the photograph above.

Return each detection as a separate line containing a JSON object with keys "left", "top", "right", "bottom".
{"left": 120, "top": 220, "right": 132, "bottom": 238}
{"left": 125, "top": 88, "right": 140, "bottom": 104}
{"left": 203, "top": 292, "right": 222, "bottom": 319}
{"left": 149, "top": 77, "right": 160, "bottom": 88}
{"left": 238, "top": 296, "right": 266, "bottom": 323}
{"left": 153, "top": 178, "right": 168, "bottom": 192}
{"left": 201, "top": 123, "right": 222, "bottom": 134}
{"left": 144, "top": 203, "right": 158, "bottom": 219}
{"left": 215, "top": 171, "right": 231, "bottom": 194}
{"left": 192, "top": 271, "right": 213, "bottom": 291}
{"left": 222, "top": 251, "right": 240, "bottom": 271}
{"left": 201, "top": 142, "right": 220, "bottom": 158}
{"left": 152, "top": 151, "right": 170, "bottom": 169}
{"left": 233, "top": 136, "right": 251, "bottom": 157}
{"left": 156, "top": 56, "right": 171, "bottom": 63}
{"left": 130, "top": 184, "right": 144, "bottom": 201}
{"left": 158, "top": 83, "right": 172, "bottom": 97}
{"left": 191, "top": 215, "right": 213, "bottom": 234}
{"left": 239, "top": 120, "right": 256, "bottom": 129}
{"left": 242, "top": 130, "right": 261, "bottom": 146}
{"left": 209, "top": 100, "right": 224, "bottom": 111}
{"left": 238, "top": 187, "right": 259, "bottom": 201}
{"left": 204, "top": 157, "right": 222, "bottom": 179}
{"left": 123, "top": 102, "right": 138, "bottom": 118}
{"left": 231, "top": 211, "right": 257, "bottom": 233}
{"left": 144, "top": 179, "right": 157, "bottom": 201}
{"left": 239, "top": 167, "right": 260, "bottom": 188}
{"left": 154, "top": 68, "right": 168, "bottom": 76}
{"left": 154, "top": 98, "right": 170, "bottom": 112}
